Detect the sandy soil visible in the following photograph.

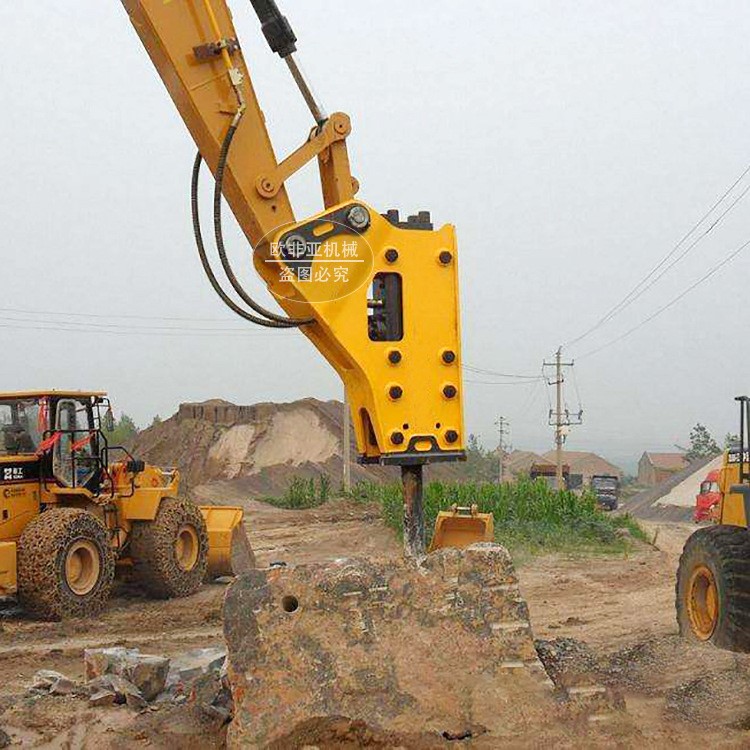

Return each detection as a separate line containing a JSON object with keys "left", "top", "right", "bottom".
{"left": 521, "top": 520, "right": 689, "bottom": 648}
{"left": 0, "top": 502, "right": 748, "bottom": 747}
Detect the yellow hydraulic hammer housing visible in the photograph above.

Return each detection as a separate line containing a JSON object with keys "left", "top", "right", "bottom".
{"left": 429, "top": 505, "right": 495, "bottom": 552}
{"left": 119, "top": 0, "right": 465, "bottom": 470}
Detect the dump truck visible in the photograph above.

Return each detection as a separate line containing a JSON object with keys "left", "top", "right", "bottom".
{"left": 530, "top": 462, "right": 570, "bottom": 489}
{"left": 0, "top": 391, "right": 251, "bottom": 620}
{"left": 676, "top": 396, "right": 750, "bottom": 651}
{"left": 590, "top": 474, "right": 620, "bottom": 511}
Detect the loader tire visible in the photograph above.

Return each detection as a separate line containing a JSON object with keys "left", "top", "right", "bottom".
{"left": 17, "top": 508, "right": 115, "bottom": 621}
{"left": 130, "top": 497, "right": 208, "bottom": 599}
{"left": 676, "top": 525, "right": 750, "bottom": 652}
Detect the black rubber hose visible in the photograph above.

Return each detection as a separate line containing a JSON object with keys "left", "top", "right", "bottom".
{"left": 212, "top": 124, "right": 312, "bottom": 326}
{"left": 190, "top": 151, "right": 300, "bottom": 329}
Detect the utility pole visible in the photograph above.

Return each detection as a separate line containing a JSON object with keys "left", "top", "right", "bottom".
{"left": 543, "top": 347, "right": 583, "bottom": 491}
{"left": 495, "top": 416, "right": 509, "bottom": 483}
{"left": 343, "top": 389, "right": 351, "bottom": 493}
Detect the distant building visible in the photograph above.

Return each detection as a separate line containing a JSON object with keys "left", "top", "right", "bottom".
{"left": 637, "top": 452, "right": 689, "bottom": 487}
{"left": 541, "top": 450, "right": 623, "bottom": 488}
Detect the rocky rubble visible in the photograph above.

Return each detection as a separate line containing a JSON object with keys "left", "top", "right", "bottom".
{"left": 85, "top": 647, "right": 170, "bottom": 701}
{"left": 535, "top": 637, "right": 600, "bottom": 688}
{"left": 28, "top": 646, "right": 233, "bottom": 721}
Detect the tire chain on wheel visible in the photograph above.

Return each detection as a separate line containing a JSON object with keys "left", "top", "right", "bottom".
{"left": 676, "top": 524, "right": 750, "bottom": 652}
{"left": 17, "top": 507, "right": 115, "bottom": 621}
{"left": 129, "top": 497, "right": 209, "bottom": 599}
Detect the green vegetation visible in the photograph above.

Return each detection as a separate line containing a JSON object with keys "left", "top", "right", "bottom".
{"left": 266, "top": 473, "right": 648, "bottom": 557}
{"left": 264, "top": 474, "right": 332, "bottom": 510}
{"left": 725, "top": 432, "right": 740, "bottom": 450}
{"left": 462, "top": 433, "right": 498, "bottom": 482}
{"left": 103, "top": 413, "right": 139, "bottom": 447}
{"left": 347, "top": 477, "right": 647, "bottom": 555}
{"left": 679, "top": 423, "right": 720, "bottom": 461}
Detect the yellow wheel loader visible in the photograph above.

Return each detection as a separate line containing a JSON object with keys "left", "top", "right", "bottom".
{"left": 0, "top": 391, "right": 251, "bottom": 620}
{"left": 676, "top": 396, "right": 750, "bottom": 651}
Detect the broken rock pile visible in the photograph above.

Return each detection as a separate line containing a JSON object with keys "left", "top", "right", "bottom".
{"left": 28, "top": 646, "right": 233, "bottom": 720}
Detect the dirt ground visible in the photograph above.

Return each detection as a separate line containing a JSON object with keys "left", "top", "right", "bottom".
{"left": 0, "top": 502, "right": 749, "bottom": 747}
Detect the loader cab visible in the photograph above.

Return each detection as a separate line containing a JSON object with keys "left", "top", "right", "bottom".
{"left": 0, "top": 391, "right": 109, "bottom": 495}
{"left": 51, "top": 396, "right": 101, "bottom": 491}
{"left": 0, "top": 397, "right": 45, "bottom": 456}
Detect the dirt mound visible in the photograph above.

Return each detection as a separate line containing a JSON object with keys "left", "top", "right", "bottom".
{"left": 131, "top": 398, "right": 396, "bottom": 500}
{"left": 599, "top": 635, "right": 750, "bottom": 696}
{"left": 623, "top": 455, "right": 718, "bottom": 522}
{"left": 266, "top": 717, "right": 450, "bottom": 749}
{"left": 666, "top": 667, "right": 750, "bottom": 728}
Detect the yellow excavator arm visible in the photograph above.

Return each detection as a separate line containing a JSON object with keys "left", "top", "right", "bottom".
{"left": 120, "top": 0, "right": 466, "bottom": 554}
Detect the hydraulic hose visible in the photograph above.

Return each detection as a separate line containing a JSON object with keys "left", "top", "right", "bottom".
{"left": 212, "top": 123, "right": 312, "bottom": 326}
{"left": 190, "top": 149, "right": 308, "bottom": 329}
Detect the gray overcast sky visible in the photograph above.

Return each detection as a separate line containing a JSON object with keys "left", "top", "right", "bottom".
{"left": 1, "top": 1, "right": 748, "bottom": 471}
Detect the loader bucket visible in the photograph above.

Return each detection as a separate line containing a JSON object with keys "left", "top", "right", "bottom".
{"left": 199, "top": 506, "right": 255, "bottom": 580}
{"left": 428, "top": 504, "right": 494, "bottom": 552}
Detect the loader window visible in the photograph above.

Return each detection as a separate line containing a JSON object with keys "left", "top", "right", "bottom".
{"left": 53, "top": 399, "right": 97, "bottom": 489}
{"left": 0, "top": 399, "right": 44, "bottom": 455}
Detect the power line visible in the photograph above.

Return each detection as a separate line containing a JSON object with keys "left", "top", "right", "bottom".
{"left": 463, "top": 378, "right": 540, "bottom": 386}
{"left": 570, "top": 365, "right": 583, "bottom": 411}
{"left": 0, "top": 321, "right": 292, "bottom": 338}
{"left": 0, "top": 305, "right": 241, "bottom": 324}
{"left": 584, "top": 182, "right": 750, "bottom": 337}
{"left": 462, "top": 364, "right": 543, "bottom": 380}
{"left": 514, "top": 375, "right": 545, "bottom": 419}
{"left": 0, "top": 312, "right": 293, "bottom": 334}
{"left": 565, "top": 161, "right": 750, "bottom": 348}
{"left": 577, "top": 235, "right": 750, "bottom": 360}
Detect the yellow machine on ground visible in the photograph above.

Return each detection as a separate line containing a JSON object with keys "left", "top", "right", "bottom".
{"left": 429, "top": 505, "right": 495, "bottom": 552}
{"left": 0, "top": 391, "right": 250, "bottom": 620}
{"left": 119, "top": 0, "right": 489, "bottom": 555}
{"left": 676, "top": 396, "right": 750, "bottom": 651}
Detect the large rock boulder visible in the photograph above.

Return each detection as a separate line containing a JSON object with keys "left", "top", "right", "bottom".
{"left": 223, "top": 543, "right": 554, "bottom": 748}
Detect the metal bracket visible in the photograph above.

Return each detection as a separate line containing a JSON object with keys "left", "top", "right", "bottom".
{"left": 193, "top": 38, "right": 240, "bottom": 61}
{"left": 255, "top": 112, "right": 352, "bottom": 199}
